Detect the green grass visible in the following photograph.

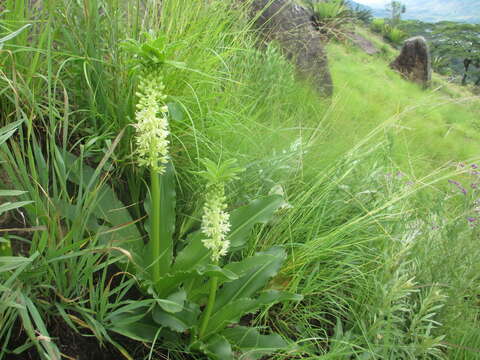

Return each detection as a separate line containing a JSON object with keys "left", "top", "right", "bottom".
{"left": 1, "top": 0, "right": 480, "bottom": 359}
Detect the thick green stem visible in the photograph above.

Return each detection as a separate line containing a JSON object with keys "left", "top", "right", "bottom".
{"left": 198, "top": 275, "right": 218, "bottom": 339}
{"left": 150, "top": 169, "right": 161, "bottom": 282}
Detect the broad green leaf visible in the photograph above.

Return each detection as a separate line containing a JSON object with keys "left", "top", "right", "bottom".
{"left": 205, "top": 290, "right": 301, "bottom": 336}
{"left": 0, "top": 201, "right": 33, "bottom": 216}
{"left": 153, "top": 270, "right": 198, "bottom": 297}
{"left": 156, "top": 289, "right": 186, "bottom": 313}
{"left": 229, "top": 195, "right": 284, "bottom": 250}
{"left": 214, "top": 247, "right": 286, "bottom": 310}
{"left": 110, "top": 319, "right": 160, "bottom": 343}
{"left": 221, "top": 326, "right": 288, "bottom": 360}
{"left": 196, "top": 264, "right": 238, "bottom": 282}
{"left": 105, "top": 301, "right": 159, "bottom": 342}
{"left": 201, "top": 335, "right": 234, "bottom": 360}
{"left": 155, "top": 231, "right": 209, "bottom": 295}
{"left": 152, "top": 301, "right": 200, "bottom": 332}
{"left": 172, "top": 231, "right": 210, "bottom": 272}
{"left": 167, "top": 102, "right": 185, "bottom": 122}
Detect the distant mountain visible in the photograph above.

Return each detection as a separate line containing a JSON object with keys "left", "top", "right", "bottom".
{"left": 346, "top": 1, "right": 372, "bottom": 12}
{"left": 363, "top": 0, "right": 480, "bottom": 24}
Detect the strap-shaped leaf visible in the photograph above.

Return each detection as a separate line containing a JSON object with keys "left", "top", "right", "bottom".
{"left": 0, "top": 190, "right": 27, "bottom": 197}
{"left": 172, "top": 231, "right": 210, "bottom": 272}
{"left": 106, "top": 301, "right": 159, "bottom": 342}
{"left": 156, "top": 289, "right": 186, "bottom": 313}
{"left": 0, "top": 24, "right": 31, "bottom": 48}
{"left": 0, "top": 255, "right": 33, "bottom": 272}
{"left": 205, "top": 290, "right": 302, "bottom": 337}
{"left": 153, "top": 270, "right": 198, "bottom": 297}
{"left": 228, "top": 195, "right": 284, "bottom": 250}
{"left": 196, "top": 264, "right": 238, "bottom": 281}
{"left": 221, "top": 326, "right": 288, "bottom": 360}
{"left": 152, "top": 301, "right": 200, "bottom": 332}
{"left": 63, "top": 152, "right": 144, "bottom": 263}
{"left": 0, "top": 201, "right": 33, "bottom": 217}
{"left": 18, "top": 293, "right": 61, "bottom": 360}
{"left": 105, "top": 300, "right": 154, "bottom": 325}
{"left": 214, "top": 247, "right": 286, "bottom": 311}
{"left": 155, "top": 231, "right": 210, "bottom": 295}
{"left": 109, "top": 319, "right": 160, "bottom": 343}
{"left": 0, "top": 120, "right": 22, "bottom": 145}
{"left": 200, "top": 334, "right": 234, "bottom": 360}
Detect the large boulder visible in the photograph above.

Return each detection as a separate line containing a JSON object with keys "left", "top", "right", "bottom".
{"left": 390, "top": 36, "right": 431, "bottom": 87}
{"left": 245, "top": 0, "right": 333, "bottom": 96}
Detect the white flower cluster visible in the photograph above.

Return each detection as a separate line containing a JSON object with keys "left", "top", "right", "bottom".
{"left": 201, "top": 184, "right": 231, "bottom": 262}
{"left": 134, "top": 73, "right": 169, "bottom": 173}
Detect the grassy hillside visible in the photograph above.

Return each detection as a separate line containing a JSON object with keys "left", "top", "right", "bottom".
{"left": 0, "top": 1, "right": 479, "bottom": 359}
{"left": 328, "top": 42, "right": 480, "bottom": 172}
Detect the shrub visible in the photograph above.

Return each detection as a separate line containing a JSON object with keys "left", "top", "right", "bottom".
{"left": 304, "top": 0, "right": 351, "bottom": 41}
{"left": 383, "top": 25, "right": 407, "bottom": 46}
{"left": 308, "top": 0, "right": 348, "bottom": 20}
{"left": 371, "top": 18, "right": 385, "bottom": 33}
{"left": 371, "top": 19, "right": 406, "bottom": 46}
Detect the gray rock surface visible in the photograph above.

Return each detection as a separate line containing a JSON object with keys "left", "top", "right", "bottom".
{"left": 245, "top": 0, "right": 333, "bottom": 96}
{"left": 350, "top": 33, "right": 378, "bottom": 55}
{"left": 390, "top": 36, "right": 431, "bottom": 87}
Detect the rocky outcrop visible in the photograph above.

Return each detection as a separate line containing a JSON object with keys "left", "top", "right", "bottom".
{"left": 390, "top": 36, "right": 431, "bottom": 87}
{"left": 350, "top": 33, "right": 378, "bottom": 55}
{"left": 245, "top": 0, "right": 333, "bottom": 96}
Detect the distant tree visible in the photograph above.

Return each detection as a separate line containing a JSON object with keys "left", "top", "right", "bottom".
{"left": 386, "top": 1, "right": 406, "bottom": 27}
{"left": 431, "top": 23, "right": 480, "bottom": 86}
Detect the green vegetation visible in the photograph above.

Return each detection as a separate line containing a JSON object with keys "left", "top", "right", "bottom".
{"left": 305, "top": 0, "right": 349, "bottom": 20}
{"left": 1, "top": 0, "right": 479, "bottom": 359}
{"left": 399, "top": 21, "right": 480, "bottom": 86}
{"left": 370, "top": 18, "right": 407, "bottom": 46}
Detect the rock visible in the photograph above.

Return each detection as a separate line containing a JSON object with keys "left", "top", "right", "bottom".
{"left": 390, "top": 36, "right": 431, "bottom": 87}
{"left": 245, "top": 0, "right": 333, "bottom": 96}
{"left": 350, "top": 32, "right": 378, "bottom": 55}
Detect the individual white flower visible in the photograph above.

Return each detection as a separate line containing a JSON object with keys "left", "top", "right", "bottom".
{"left": 133, "top": 73, "right": 169, "bottom": 173}
{"left": 201, "top": 183, "right": 231, "bottom": 262}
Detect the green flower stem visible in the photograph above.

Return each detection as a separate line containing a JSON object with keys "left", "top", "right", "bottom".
{"left": 150, "top": 168, "right": 162, "bottom": 282}
{"left": 198, "top": 274, "right": 218, "bottom": 339}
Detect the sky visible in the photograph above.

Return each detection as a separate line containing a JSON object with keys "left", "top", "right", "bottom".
{"left": 354, "top": 0, "right": 388, "bottom": 7}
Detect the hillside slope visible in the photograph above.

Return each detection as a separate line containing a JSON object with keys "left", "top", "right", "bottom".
{"left": 314, "top": 36, "right": 480, "bottom": 175}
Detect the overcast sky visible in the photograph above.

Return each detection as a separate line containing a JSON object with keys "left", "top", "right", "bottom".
{"left": 354, "top": 0, "right": 388, "bottom": 7}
